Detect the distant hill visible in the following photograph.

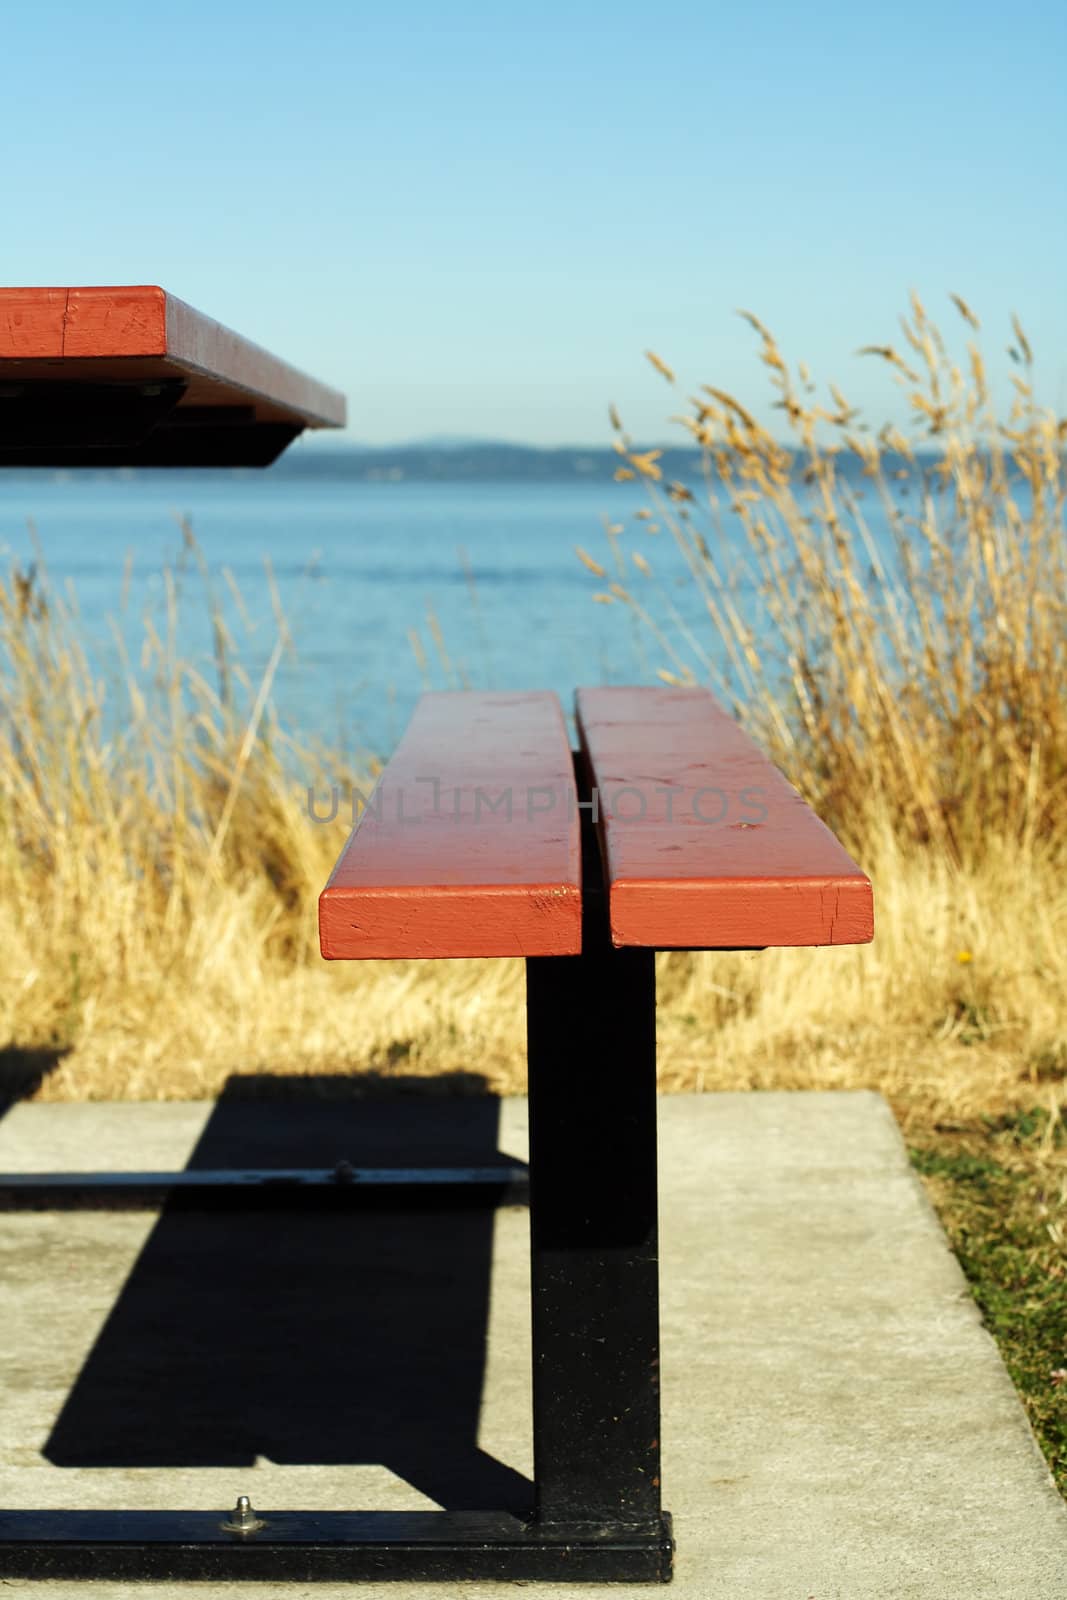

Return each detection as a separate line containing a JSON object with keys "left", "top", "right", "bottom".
{"left": 274, "top": 439, "right": 943, "bottom": 485}
{"left": 273, "top": 441, "right": 701, "bottom": 482}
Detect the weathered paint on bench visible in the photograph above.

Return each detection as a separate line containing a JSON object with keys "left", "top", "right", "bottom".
{"left": 319, "top": 692, "right": 581, "bottom": 959}
{"left": 576, "top": 685, "right": 874, "bottom": 950}
{"left": 0, "top": 286, "right": 345, "bottom": 427}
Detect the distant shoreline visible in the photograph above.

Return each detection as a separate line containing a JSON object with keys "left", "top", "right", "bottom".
{"left": 259, "top": 442, "right": 981, "bottom": 486}
{"left": 0, "top": 443, "right": 1027, "bottom": 487}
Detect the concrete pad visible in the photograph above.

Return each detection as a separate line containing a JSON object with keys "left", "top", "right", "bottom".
{"left": 0, "top": 1090, "right": 1065, "bottom": 1598}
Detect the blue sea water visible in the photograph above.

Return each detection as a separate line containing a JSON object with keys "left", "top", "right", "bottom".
{"left": 0, "top": 469, "right": 914, "bottom": 757}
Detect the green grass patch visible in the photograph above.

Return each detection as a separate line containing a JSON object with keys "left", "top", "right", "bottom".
{"left": 911, "top": 1107, "right": 1067, "bottom": 1492}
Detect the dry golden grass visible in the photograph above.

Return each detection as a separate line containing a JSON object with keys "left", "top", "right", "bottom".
{"left": 605, "top": 291, "right": 1067, "bottom": 864}
{"left": 0, "top": 531, "right": 514, "bottom": 1103}
{"left": 586, "top": 291, "right": 1067, "bottom": 1129}
{"left": 0, "top": 292, "right": 1063, "bottom": 1142}
{"left": 5, "top": 825, "right": 1064, "bottom": 1134}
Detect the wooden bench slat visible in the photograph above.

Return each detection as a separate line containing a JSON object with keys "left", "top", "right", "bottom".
{"left": 319, "top": 692, "right": 581, "bottom": 960}
{"left": 0, "top": 286, "right": 345, "bottom": 465}
{"left": 576, "top": 686, "right": 874, "bottom": 950}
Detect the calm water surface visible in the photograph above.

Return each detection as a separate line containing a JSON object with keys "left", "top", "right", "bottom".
{"left": 0, "top": 471, "right": 907, "bottom": 756}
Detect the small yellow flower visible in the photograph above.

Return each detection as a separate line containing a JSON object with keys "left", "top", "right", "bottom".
{"left": 957, "top": 950, "right": 974, "bottom": 964}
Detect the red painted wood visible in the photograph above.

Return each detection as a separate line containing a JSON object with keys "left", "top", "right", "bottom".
{"left": 0, "top": 287, "right": 70, "bottom": 357}
{"left": 576, "top": 686, "right": 874, "bottom": 950}
{"left": 0, "top": 286, "right": 345, "bottom": 428}
{"left": 63, "top": 285, "right": 168, "bottom": 358}
{"left": 319, "top": 693, "right": 581, "bottom": 959}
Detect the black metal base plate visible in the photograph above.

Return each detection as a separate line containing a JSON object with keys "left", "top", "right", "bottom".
{"left": 0, "top": 1165, "right": 530, "bottom": 1211}
{"left": 0, "top": 1509, "right": 674, "bottom": 1583}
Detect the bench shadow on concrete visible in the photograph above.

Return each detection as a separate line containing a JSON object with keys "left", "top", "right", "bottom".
{"left": 0, "top": 1045, "right": 67, "bottom": 1117}
{"left": 42, "top": 1073, "right": 533, "bottom": 1514}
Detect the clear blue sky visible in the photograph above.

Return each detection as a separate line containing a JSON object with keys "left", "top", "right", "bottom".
{"left": 3, "top": 1, "right": 1064, "bottom": 445}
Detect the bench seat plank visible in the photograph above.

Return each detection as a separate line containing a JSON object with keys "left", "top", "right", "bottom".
{"left": 319, "top": 692, "right": 581, "bottom": 959}
{"left": 0, "top": 285, "right": 345, "bottom": 465}
{"left": 576, "top": 686, "right": 873, "bottom": 950}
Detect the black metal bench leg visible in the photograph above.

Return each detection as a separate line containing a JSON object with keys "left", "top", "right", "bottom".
{"left": 526, "top": 876, "right": 673, "bottom": 1576}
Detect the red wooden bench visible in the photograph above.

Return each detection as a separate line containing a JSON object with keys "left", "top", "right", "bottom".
{"left": 316, "top": 686, "right": 872, "bottom": 1580}
{"left": 321, "top": 687, "right": 872, "bottom": 959}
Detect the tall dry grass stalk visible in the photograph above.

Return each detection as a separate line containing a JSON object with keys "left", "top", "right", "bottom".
{"left": 0, "top": 536, "right": 528, "bottom": 1103}
{"left": 0, "top": 531, "right": 336, "bottom": 1096}
{"left": 595, "top": 291, "right": 1067, "bottom": 865}
{"left": 576, "top": 292, "right": 1067, "bottom": 1121}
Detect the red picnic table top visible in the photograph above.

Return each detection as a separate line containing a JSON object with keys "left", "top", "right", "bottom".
{"left": 0, "top": 284, "right": 345, "bottom": 465}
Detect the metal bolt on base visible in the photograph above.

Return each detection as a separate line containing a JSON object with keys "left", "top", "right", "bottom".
{"left": 220, "top": 1495, "right": 266, "bottom": 1536}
